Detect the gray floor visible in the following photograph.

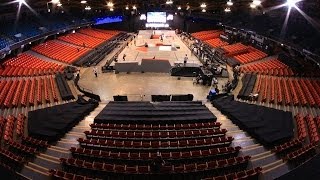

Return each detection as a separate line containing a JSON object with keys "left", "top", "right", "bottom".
{"left": 78, "top": 71, "right": 217, "bottom": 102}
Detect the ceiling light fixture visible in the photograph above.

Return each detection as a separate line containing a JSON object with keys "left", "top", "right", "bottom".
{"left": 200, "top": 3, "right": 206, "bottom": 8}
{"left": 177, "top": 6, "right": 181, "bottom": 10}
{"left": 57, "top": 2, "right": 62, "bottom": 6}
{"left": 227, "top": 0, "right": 233, "bottom": 6}
{"left": 51, "top": 0, "right": 60, "bottom": 4}
{"left": 80, "top": 0, "right": 87, "bottom": 4}
{"left": 250, "top": 3, "right": 257, "bottom": 8}
{"left": 110, "top": 8, "right": 114, "bottom": 11}
{"left": 85, "top": 6, "right": 91, "bottom": 10}
{"left": 224, "top": 7, "right": 231, "bottom": 12}
{"left": 252, "top": 0, "right": 261, "bottom": 6}
{"left": 202, "top": 9, "right": 206, "bottom": 12}
{"left": 107, "top": 2, "right": 114, "bottom": 7}
{"left": 286, "top": 0, "right": 302, "bottom": 7}
{"left": 125, "top": 6, "right": 129, "bottom": 10}
{"left": 166, "top": 0, "right": 173, "bottom": 5}
{"left": 132, "top": 5, "right": 137, "bottom": 10}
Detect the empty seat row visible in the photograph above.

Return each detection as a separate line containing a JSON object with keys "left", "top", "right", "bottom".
{"left": 49, "top": 169, "right": 95, "bottom": 180}
{"left": 304, "top": 115, "right": 319, "bottom": 143}
{"left": 271, "top": 138, "right": 303, "bottom": 155}
{"left": 58, "top": 33, "right": 105, "bottom": 48}
{"left": 202, "top": 167, "right": 262, "bottom": 180}
{"left": 70, "top": 146, "right": 241, "bottom": 162}
{"left": 90, "top": 122, "right": 221, "bottom": 130}
{"left": 0, "top": 148, "right": 25, "bottom": 171}
{"left": 3, "top": 115, "right": 15, "bottom": 141}
{"left": 295, "top": 114, "right": 308, "bottom": 139}
{"left": 21, "top": 136, "right": 50, "bottom": 149}
{"left": 84, "top": 129, "right": 227, "bottom": 139}
{"left": 7, "top": 141, "right": 37, "bottom": 157}
{"left": 78, "top": 137, "right": 234, "bottom": 150}
{"left": 79, "top": 28, "right": 115, "bottom": 40}
{"left": 284, "top": 143, "right": 316, "bottom": 163}
{"left": 16, "top": 114, "right": 26, "bottom": 137}
{"left": 60, "top": 156, "right": 251, "bottom": 176}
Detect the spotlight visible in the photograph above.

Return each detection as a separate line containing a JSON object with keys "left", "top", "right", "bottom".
{"left": 166, "top": 0, "right": 173, "bottom": 4}
{"left": 125, "top": 6, "right": 129, "bottom": 10}
{"left": 250, "top": 3, "right": 256, "bottom": 8}
{"left": 110, "top": 8, "right": 114, "bottom": 11}
{"left": 132, "top": 5, "right": 137, "bottom": 10}
{"left": 57, "top": 2, "right": 62, "bottom": 6}
{"left": 51, "top": 0, "right": 60, "bottom": 4}
{"left": 140, "top": 14, "right": 146, "bottom": 20}
{"left": 202, "top": 9, "right": 206, "bottom": 12}
{"left": 200, "top": 3, "right": 206, "bottom": 8}
{"left": 85, "top": 6, "right": 91, "bottom": 10}
{"left": 17, "top": 0, "right": 26, "bottom": 4}
{"left": 224, "top": 7, "right": 231, "bottom": 12}
{"left": 252, "top": 0, "right": 261, "bottom": 6}
{"left": 227, "top": 0, "right": 233, "bottom": 6}
{"left": 177, "top": 6, "right": 181, "bottom": 10}
{"left": 286, "top": 0, "right": 302, "bottom": 7}
{"left": 80, "top": 0, "right": 87, "bottom": 4}
{"left": 107, "top": 2, "right": 114, "bottom": 7}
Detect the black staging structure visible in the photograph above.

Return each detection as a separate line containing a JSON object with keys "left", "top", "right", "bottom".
{"left": 237, "top": 73, "right": 257, "bottom": 100}
{"left": 94, "top": 101, "right": 216, "bottom": 124}
{"left": 55, "top": 73, "right": 75, "bottom": 101}
{"left": 212, "top": 95, "right": 294, "bottom": 146}
{"left": 28, "top": 99, "right": 98, "bottom": 141}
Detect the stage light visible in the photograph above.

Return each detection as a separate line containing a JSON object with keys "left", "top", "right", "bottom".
{"left": 140, "top": 14, "right": 146, "bottom": 20}
{"left": 200, "top": 3, "right": 206, "bottom": 8}
{"left": 224, "top": 7, "right": 231, "bottom": 12}
{"left": 132, "top": 5, "right": 137, "bottom": 10}
{"left": 80, "top": 0, "right": 87, "bottom": 4}
{"left": 227, "top": 0, "right": 233, "bottom": 6}
{"left": 250, "top": 3, "right": 257, "bottom": 8}
{"left": 252, "top": 0, "right": 261, "bottom": 6}
{"left": 51, "top": 0, "right": 60, "bottom": 4}
{"left": 202, "top": 9, "right": 206, "bottom": 12}
{"left": 166, "top": 0, "right": 173, "bottom": 5}
{"left": 85, "top": 6, "right": 91, "bottom": 10}
{"left": 167, "top": 14, "right": 174, "bottom": 20}
{"left": 107, "top": 2, "right": 114, "bottom": 7}
{"left": 125, "top": 6, "right": 129, "bottom": 10}
{"left": 110, "top": 8, "right": 114, "bottom": 11}
{"left": 57, "top": 3, "right": 62, "bottom": 6}
{"left": 286, "top": 0, "right": 302, "bottom": 7}
{"left": 177, "top": 6, "right": 181, "bottom": 10}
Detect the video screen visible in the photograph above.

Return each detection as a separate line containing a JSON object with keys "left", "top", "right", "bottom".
{"left": 147, "top": 12, "right": 166, "bottom": 23}
{"left": 94, "top": 16, "right": 123, "bottom": 25}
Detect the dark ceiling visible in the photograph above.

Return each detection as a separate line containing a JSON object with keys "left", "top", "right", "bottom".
{"left": 0, "top": 0, "right": 319, "bottom": 17}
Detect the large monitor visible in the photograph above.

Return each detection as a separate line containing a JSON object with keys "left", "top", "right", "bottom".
{"left": 147, "top": 12, "right": 166, "bottom": 23}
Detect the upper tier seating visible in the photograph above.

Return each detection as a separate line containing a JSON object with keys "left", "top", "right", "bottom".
{"left": 32, "top": 40, "right": 90, "bottom": 64}
{"left": 78, "top": 28, "right": 115, "bottom": 40}
{"left": 192, "top": 30, "right": 222, "bottom": 41}
{"left": 93, "top": 29, "right": 121, "bottom": 36}
{"left": 234, "top": 48, "right": 268, "bottom": 64}
{"left": 58, "top": 33, "right": 105, "bottom": 48}
{"left": 221, "top": 43, "right": 248, "bottom": 56}
{"left": 240, "top": 59, "right": 294, "bottom": 76}
{"left": 0, "top": 53, "right": 64, "bottom": 77}
{"left": 205, "top": 38, "right": 229, "bottom": 48}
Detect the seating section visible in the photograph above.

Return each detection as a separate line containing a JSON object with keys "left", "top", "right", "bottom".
{"left": 252, "top": 76, "right": 320, "bottom": 106}
{"left": 0, "top": 76, "right": 62, "bottom": 108}
{"left": 58, "top": 33, "right": 104, "bottom": 48}
{"left": 49, "top": 169, "right": 94, "bottom": 180}
{"left": 203, "top": 167, "right": 262, "bottom": 180}
{"left": 56, "top": 101, "right": 257, "bottom": 179}
{"left": 295, "top": 114, "right": 308, "bottom": 140}
{"left": 79, "top": 28, "right": 118, "bottom": 40}
{"left": 240, "top": 59, "right": 294, "bottom": 76}
{"left": 32, "top": 40, "right": 90, "bottom": 64}
{"left": 221, "top": 43, "right": 249, "bottom": 56}
{"left": 272, "top": 138, "right": 303, "bottom": 156}
{"left": 205, "top": 38, "right": 229, "bottom": 48}
{"left": 0, "top": 53, "right": 64, "bottom": 77}
{"left": 284, "top": 143, "right": 317, "bottom": 166}
{"left": 234, "top": 47, "right": 267, "bottom": 64}
{"left": 192, "top": 30, "right": 222, "bottom": 41}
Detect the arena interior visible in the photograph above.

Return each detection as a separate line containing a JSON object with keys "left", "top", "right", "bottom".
{"left": 0, "top": 0, "right": 320, "bottom": 179}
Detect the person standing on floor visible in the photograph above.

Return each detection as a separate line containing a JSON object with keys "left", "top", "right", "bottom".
{"left": 123, "top": 54, "right": 126, "bottom": 61}
{"left": 184, "top": 54, "right": 188, "bottom": 65}
{"left": 93, "top": 66, "right": 98, "bottom": 78}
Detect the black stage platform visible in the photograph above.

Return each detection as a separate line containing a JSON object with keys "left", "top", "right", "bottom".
{"left": 212, "top": 95, "right": 294, "bottom": 146}
{"left": 94, "top": 101, "right": 217, "bottom": 124}
{"left": 28, "top": 100, "right": 98, "bottom": 141}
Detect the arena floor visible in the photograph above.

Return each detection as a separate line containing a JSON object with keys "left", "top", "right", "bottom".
{"left": 110, "top": 30, "right": 202, "bottom": 66}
